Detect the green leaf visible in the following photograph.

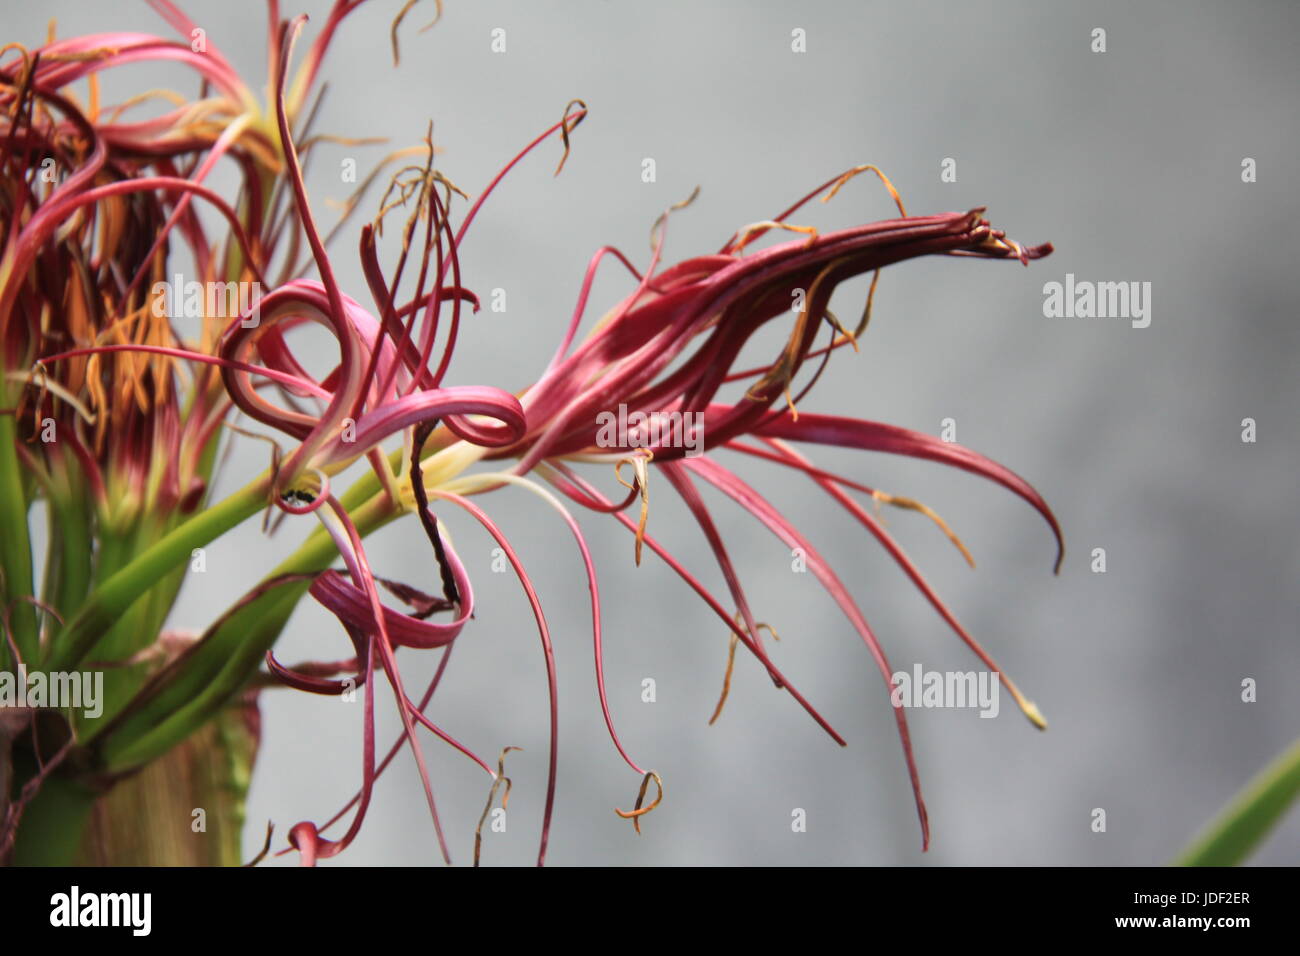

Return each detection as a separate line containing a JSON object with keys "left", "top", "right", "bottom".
{"left": 1174, "top": 736, "right": 1300, "bottom": 866}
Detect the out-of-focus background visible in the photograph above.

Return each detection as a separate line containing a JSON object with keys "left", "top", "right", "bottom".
{"left": 14, "top": 1, "right": 1298, "bottom": 865}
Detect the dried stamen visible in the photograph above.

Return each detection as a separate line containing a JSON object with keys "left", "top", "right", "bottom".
{"left": 614, "top": 771, "right": 664, "bottom": 834}
{"left": 710, "top": 614, "right": 780, "bottom": 725}
{"left": 474, "top": 746, "right": 519, "bottom": 867}
{"left": 614, "top": 450, "right": 653, "bottom": 566}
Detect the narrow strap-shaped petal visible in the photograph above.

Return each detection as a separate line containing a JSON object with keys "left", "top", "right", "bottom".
{"left": 683, "top": 455, "right": 931, "bottom": 849}
{"left": 749, "top": 408, "right": 1064, "bottom": 572}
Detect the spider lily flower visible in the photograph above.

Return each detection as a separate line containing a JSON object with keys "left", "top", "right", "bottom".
{"left": 1, "top": 2, "right": 1061, "bottom": 867}
{"left": 469, "top": 168, "right": 1065, "bottom": 853}
{"left": 193, "top": 47, "right": 1061, "bottom": 858}
{"left": 245, "top": 150, "right": 1061, "bottom": 863}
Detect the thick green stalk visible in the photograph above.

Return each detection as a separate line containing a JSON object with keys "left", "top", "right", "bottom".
{"left": 42, "top": 491, "right": 92, "bottom": 629}
{"left": 90, "top": 517, "right": 198, "bottom": 733}
{"left": 101, "top": 493, "right": 397, "bottom": 769}
{"left": 0, "top": 414, "right": 38, "bottom": 665}
{"left": 10, "top": 702, "right": 258, "bottom": 866}
{"left": 84, "top": 529, "right": 142, "bottom": 660}
{"left": 44, "top": 476, "right": 270, "bottom": 672}
{"left": 40, "top": 437, "right": 420, "bottom": 676}
{"left": 6, "top": 772, "right": 98, "bottom": 866}
{"left": 41, "top": 433, "right": 460, "bottom": 765}
{"left": 1174, "top": 736, "right": 1300, "bottom": 866}
{"left": 13, "top": 434, "right": 458, "bottom": 860}
{"left": 92, "top": 437, "right": 485, "bottom": 767}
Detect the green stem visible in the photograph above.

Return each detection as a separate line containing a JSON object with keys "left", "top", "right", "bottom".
{"left": 44, "top": 491, "right": 92, "bottom": 629}
{"left": 44, "top": 475, "right": 269, "bottom": 672}
{"left": 1174, "top": 736, "right": 1300, "bottom": 866}
{"left": 41, "top": 435, "right": 458, "bottom": 768}
{"left": 40, "top": 436, "right": 417, "bottom": 675}
{"left": 0, "top": 414, "right": 38, "bottom": 665}
{"left": 101, "top": 493, "right": 397, "bottom": 770}
{"left": 10, "top": 702, "right": 258, "bottom": 866}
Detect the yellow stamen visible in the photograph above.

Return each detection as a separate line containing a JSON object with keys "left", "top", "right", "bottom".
{"left": 10, "top": 369, "right": 96, "bottom": 429}
{"left": 744, "top": 255, "right": 847, "bottom": 409}
{"left": 391, "top": 0, "right": 444, "bottom": 66}
{"left": 821, "top": 163, "right": 907, "bottom": 218}
{"left": 474, "top": 745, "right": 519, "bottom": 867}
{"left": 1004, "top": 678, "right": 1048, "bottom": 730}
{"left": 730, "top": 219, "right": 818, "bottom": 257}
{"left": 104, "top": 88, "right": 190, "bottom": 125}
{"left": 850, "top": 269, "right": 882, "bottom": 342}
{"left": 871, "top": 490, "right": 976, "bottom": 569}
{"left": 822, "top": 306, "right": 859, "bottom": 353}
{"left": 614, "top": 450, "right": 653, "bottom": 565}
{"left": 710, "top": 614, "right": 780, "bottom": 724}
{"left": 649, "top": 185, "right": 701, "bottom": 251}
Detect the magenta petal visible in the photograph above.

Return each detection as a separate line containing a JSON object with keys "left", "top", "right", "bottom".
{"left": 750, "top": 408, "right": 1064, "bottom": 573}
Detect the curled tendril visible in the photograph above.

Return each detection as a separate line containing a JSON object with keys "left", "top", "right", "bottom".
{"left": 555, "top": 98, "right": 587, "bottom": 175}
{"left": 474, "top": 746, "right": 521, "bottom": 867}
{"left": 614, "top": 771, "right": 665, "bottom": 835}
{"left": 614, "top": 450, "right": 653, "bottom": 566}
{"left": 650, "top": 185, "right": 701, "bottom": 252}
{"left": 391, "top": 0, "right": 443, "bottom": 66}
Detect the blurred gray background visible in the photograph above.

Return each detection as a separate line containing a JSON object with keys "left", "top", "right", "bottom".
{"left": 13, "top": 0, "right": 1298, "bottom": 865}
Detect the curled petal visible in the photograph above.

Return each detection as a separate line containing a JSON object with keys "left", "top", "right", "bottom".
{"left": 614, "top": 771, "right": 664, "bottom": 835}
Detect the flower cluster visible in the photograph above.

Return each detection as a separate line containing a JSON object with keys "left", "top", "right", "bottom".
{"left": 1, "top": 1, "right": 1059, "bottom": 867}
